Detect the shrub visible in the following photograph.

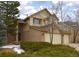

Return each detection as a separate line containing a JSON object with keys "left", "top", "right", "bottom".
{"left": 20, "top": 41, "right": 52, "bottom": 51}
{"left": 0, "top": 48, "right": 17, "bottom": 57}
{"left": 0, "top": 39, "right": 6, "bottom": 46}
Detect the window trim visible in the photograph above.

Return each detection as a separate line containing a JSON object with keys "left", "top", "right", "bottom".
{"left": 33, "top": 17, "right": 41, "bottom": 25}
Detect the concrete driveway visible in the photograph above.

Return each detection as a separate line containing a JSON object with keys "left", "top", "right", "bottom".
{"left": 68, "top": 44, "right": 79, "bottom": 51}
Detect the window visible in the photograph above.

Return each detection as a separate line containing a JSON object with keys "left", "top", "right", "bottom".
{"left": 44, "top": 20, "right": 49, "bottom": 25}
{"left": 33, "top": 18, "right": 41, "bottom": 24}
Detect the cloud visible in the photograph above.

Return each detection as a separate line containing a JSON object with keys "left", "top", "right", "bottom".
{"left": 66, "top": 3, "right": 73, "bottom": 6}
{"left": 24, "top": 6, "right": 38, "bottom": 15}
{"left": 18, "top": 1, "right": 39, "bottom": 19}
{"left": 40, "top": 6, "right": 44, "bottom": 9}
{"left": 73, "top": 8, "right": 77, "bottom": 11}
{"left": 18, "top": 14, "right": 26, "bottom": 19}
{"left": 18, "top": 1, "right": 79, "bottom": 21}
{"left": 19, "top": 1, "right": 31, "bottom": 6}
{"left": 52, "top": 0, "right": 59, "bottom": 4}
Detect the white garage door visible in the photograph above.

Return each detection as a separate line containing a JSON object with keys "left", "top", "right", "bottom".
{"left": 63, "top": 35, "right": 69, "bottom": 44}
{"left": 53, "top": 34, "right": 61, "bottom": 44}
{"left": 44, "top": 33, "right": 61, "bottom": 44}
{"left": 44, "top": 33, "right": 50, "bottom": 43}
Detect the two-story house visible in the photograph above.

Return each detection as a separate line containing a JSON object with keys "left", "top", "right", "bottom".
{"left": 7, "top": 9, "right": 76, "bottom": 44}
{"left": 15, "top": 8, "right": 73, "bottom": 44}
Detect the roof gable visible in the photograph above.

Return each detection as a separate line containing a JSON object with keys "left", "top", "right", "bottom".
{"left": 31, "top": 8, "right": 52, "bottom": 16}
{"left": 24, "top": 9, "right": 52, "bottom": 21}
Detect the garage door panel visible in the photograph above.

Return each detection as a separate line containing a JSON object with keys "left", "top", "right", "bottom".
{"left": 44, "top": 33, "right": 61, "bottom": 44}
{"left": 44, "top": 33, "right": 50, "bottom": 43}
{"left": 53, "top": 34, "right": 61, "bottom": 44}
{"left": 44, "top": 33, "right": 69, "bottom": 44}
{"left": 64, "top": 35, "right": 69, "bottom": 44}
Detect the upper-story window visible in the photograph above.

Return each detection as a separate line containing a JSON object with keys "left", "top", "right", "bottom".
{"left": 33, "top": 18, "right": 41, "bottom": 25}
{"left": 44, "top": 20, "right": 49, "bottom": 25}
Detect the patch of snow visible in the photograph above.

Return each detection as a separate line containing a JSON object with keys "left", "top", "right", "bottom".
{"left": 0, "top": 45, "right": 25, "bottom": 54}
{"left": 0, "top": 45, "right": 20, "bottom": 49}
{"left": 13, "top": 48, "right": 25, "bottom": 54}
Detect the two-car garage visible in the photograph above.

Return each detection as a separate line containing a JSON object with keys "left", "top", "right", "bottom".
{"left": 44, "top": 33, "right": 69, "bottom": 44}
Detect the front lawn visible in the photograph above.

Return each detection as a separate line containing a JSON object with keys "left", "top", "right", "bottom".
{"left": 0, "top": 41, "right": 79, "bottom": 57}
{"left": 19, "top": 41, "right": 79, "bottom": 57}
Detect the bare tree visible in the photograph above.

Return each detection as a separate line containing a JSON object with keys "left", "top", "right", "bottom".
{"left": 72, "top": 9, "right": 79, "bottom": 43}
{"left": 64, "top": 9, "right": 79, "bottom": 43}
{"left": 50, "top": 1, "right": 65, "bottom": 44}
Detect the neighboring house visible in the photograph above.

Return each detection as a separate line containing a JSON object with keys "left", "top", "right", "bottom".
{"left": 63, "top": 21, "right": 79, "bottom": 43}
{"left": 17, "top": 9, "right": 74, "bottom": 44}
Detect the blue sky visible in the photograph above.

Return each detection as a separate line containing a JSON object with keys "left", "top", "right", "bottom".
{"left": 18, "top": 1, "right": 79, "bottom": 21}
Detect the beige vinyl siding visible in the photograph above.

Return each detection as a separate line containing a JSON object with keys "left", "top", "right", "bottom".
{"left": 29, "top": 17, "right": 33, "bottom": 25}
{"left": 29, "top": 10, "right": 53, "bottom": 26}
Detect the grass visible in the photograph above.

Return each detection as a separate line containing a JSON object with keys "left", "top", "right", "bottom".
{"left": 19, "top": 41, "right": 79, "bottom": 57}
{"left": 0, "top": 41, "right": 79, "bottom": 57}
